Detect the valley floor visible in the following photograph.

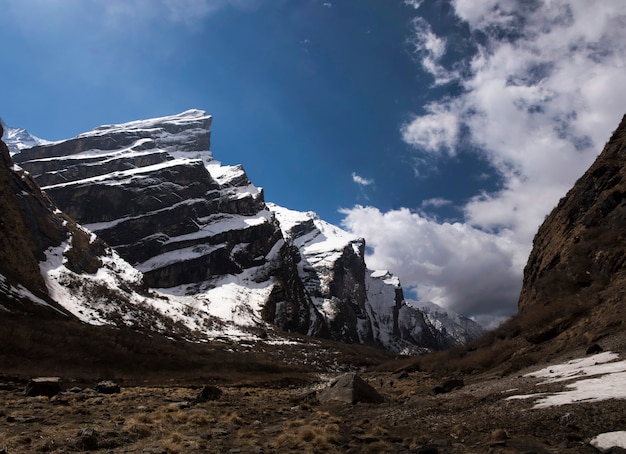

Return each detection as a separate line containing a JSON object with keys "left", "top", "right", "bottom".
{"left": 2, "top": 336, "right": 626, "bottom": 454}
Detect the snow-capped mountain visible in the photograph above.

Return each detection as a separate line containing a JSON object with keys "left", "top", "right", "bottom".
{"left": 8, "top": 110, "right": 482, "bottom": 352}
{"left": 0, "top": 118, "right": 50, "bottom": 155}
{"left": 270, "top": 204, "right": 481, "bottom": 351}
{"left": 407, "top": 299, "right": 485, "bottom": 345}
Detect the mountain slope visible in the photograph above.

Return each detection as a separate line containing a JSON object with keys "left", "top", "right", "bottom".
{"left": 270, "top": 203, "right": 482, "bottom": 351}
{"left": 0, "top": 121, "right": 142, "bottom": 324}
{"left": 517, "top": 113, "right": 626, "bottom": 346}
{"left": 406, "top": 113, "right": 626, "bottom": 376}
{"left": 11, "top": 110, "right": 482, "bottom": 352}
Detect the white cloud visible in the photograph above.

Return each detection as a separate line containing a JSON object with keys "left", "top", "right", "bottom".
{"left": 404, "top": 0, "right": 424, "bottom": 11}
{"left": 408, "top": 17, "right": 457, "bottom": 85}
{"left": 340, "top": 206, "right": 523, "bottom": 323}
{"left": 352, "top": 172, "right": 374, "bottom": 186}
{"left": 4, "top": 0, "right": 258, "bottom": 29}
{"left": 421, "top": 197, "right": 452, "bottom": 208}
{"left": 401, "top": 102, "right": 460, "bottom": 155}
{"left": 343, "top": 0, "right": 626, "bottom": 325}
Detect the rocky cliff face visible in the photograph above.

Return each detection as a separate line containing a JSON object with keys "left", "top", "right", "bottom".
{"left": 270, "top": 204, "right": 481, "bottom": 352}
{"left": 11, "top": 110, "right": 482, "bottom": 352}
{"left": 0, "top": 122, "right": 140, "bottom": 322}
{"left": 517, "top": 113, "right": 626, "bottom": 345}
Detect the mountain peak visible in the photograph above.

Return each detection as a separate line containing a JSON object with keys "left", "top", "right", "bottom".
{"left": 0, "top": 118, "right": 50, "bottom": 156}
{"left": 85, "top": 109, "right": 211, "bottom": 137}
{"left": 7, "top": 110, "right": 482, "bottom": 352}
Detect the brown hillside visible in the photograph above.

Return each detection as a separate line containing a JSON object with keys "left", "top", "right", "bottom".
{"left": 518, "top": 113, "right": 626, "bottom": 347}
{"left": 404, "top": 113, "right": 626, "bottom": 376}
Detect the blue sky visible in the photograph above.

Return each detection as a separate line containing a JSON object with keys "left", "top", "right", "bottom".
{"left": 2, "top": 0, "right": 626, "bottom": 326}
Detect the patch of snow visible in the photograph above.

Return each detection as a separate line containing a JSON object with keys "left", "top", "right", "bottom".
{"left": 506, "top": 352, "right": 626, "bottom": 408}
{"left": 528, "top": 352, "right": 623, "bottom": 383}
{"left": 0, "top": 272, "right": 67, "bottom": 316}
{"left": 590, "top": 431, "right": 626, "bottom": 452}
{"left": 137, "top": 243, "right": 226, "bottom": 273}
{"left": 153, "top": 267, "right": 276, "bottom": 338}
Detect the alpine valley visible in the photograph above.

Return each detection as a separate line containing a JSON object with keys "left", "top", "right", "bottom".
{"left": 2, "top": 112, "right": 626, "bottom": 454}
{"left": 1, "top": 110, "right": 482, "bottom": 354}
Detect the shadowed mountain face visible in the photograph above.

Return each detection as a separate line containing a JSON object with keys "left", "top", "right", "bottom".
{"left": 10, "top": 110, "right": 482, "bottom": 352}
{"left": 0, "top": 123, "right": 122, "bottom": 318}
{"left": 516, "top": 114, "right": 626, "bottom": 346}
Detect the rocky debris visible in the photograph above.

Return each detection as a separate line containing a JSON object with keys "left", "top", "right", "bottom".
{"left": 432, "top": 378, "right": 464, "bottom": 395}
{"left": 415, "top": 445, "right": 440, "bottom": 453}
{"left": 1, "top": 357, "right": 626, "bottom": 453}
{"left": 95, "top": 380, "right": 120, "bottom": 394}
{"left": 25, "top": 377, "right": 63, "bottom": 397}
{"left": 317, "top": 373, "right": 384, "bottom": 404}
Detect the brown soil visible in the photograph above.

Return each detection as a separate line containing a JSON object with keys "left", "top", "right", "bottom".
{"left": 2, "top": 332, "right": 625, "bottom": 453}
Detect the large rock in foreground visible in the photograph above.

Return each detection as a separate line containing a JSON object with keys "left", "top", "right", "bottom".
{"left": 318, "top": 373, "right": 384, "bottom": 404}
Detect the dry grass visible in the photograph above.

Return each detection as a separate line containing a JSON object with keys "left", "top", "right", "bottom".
{"left": 271, "top": 411, "right": 344, "bottom": 453}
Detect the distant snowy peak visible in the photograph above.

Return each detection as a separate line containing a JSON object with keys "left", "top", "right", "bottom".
{"left": 0, "top": 118, "right": 51, "bottom": 155}
{"left": 268, "top": 202, "right": 483, "bottom": 351}
{"left": 370, "top": 269, "right": 401, "bottom": 287}
{"left": 408, "top": 299, "right": 484, "bottom": 341}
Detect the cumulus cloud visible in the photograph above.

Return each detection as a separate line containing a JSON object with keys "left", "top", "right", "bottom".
{"left": 343, "top": 1, "right": 626, "bottom": 325}
{"left": 401, "top": 102, "right": 460, "bottom": 155}
{"left": 341, "top": 206, "right": 522, "bottom": 324}
{"left": 454, "top": 0, "right": 626, "bottom": 244}
{"left": 352, "top": 172, "right": 374, "bottom": 186}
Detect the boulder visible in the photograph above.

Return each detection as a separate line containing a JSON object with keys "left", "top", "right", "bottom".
{"left": 76, "top": 428, "right": 99, "bottom": 451}
{"left": 96, "top": 380, "right": 120, "bottom": 394}
{"left": 25, "top": 377, "right": 63, "bottom": 397}
{"left": 318, "top": 373, "right": 384, "bottom": 404}
{"left": 433, "top": 378, "right": 464, "bottom": 395}
{"left": 194, "top": 384, "right": 222, "bottom": 402}
{"left": 586, "top": 343, "right": 604, "bottom": 355}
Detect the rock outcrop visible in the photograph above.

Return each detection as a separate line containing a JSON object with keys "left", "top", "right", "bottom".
{"left": 517, "top": 113, "right": 626, "bottom": 345}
